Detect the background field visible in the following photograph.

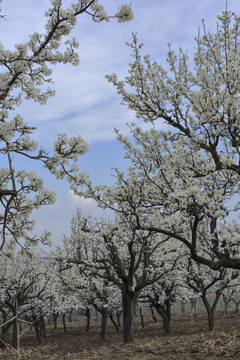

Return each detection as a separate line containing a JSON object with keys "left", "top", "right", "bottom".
{"left": 1, "top": 309, "right": 240, "bottom": 360}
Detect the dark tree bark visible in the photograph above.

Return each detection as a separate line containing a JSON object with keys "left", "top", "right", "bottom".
{"left": 155, "top": 305, "right": 171, "bottom": 334}
{"left": 12, "top": 317, "right": 18, "bottom": 349}
{"left": 122, "top": 289, "right": 136, "bottom": 343}
{"left": 201, "top": 294, "right": 216, "bottom": 331}
{"left": 41, "top": 318, "right": 47, "bottom": 340}
{"left": 85, "top": 308, "right": 90, "bottom": 333}
{"left": 53, "top": 313, "right": 58, "bottom": 330}
{"left": 69, "top": 310, "right": 73, "bottom": 322}
{"left": 200, "top": 290, "right": 222, "bottom": 332}
{"left": 139, "top": 307, "right": 144, "bottom": 328}
{"left": 109, "top": 312, "right": 119, "bottom": 332}
{"left": 34, "top": 323, "right": 41, "bottom": 344}
{"left": 100, "top": 306, "right": 108, "bottom": 341}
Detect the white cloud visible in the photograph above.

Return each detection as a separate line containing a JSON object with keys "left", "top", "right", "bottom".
{"left": 68, "top": 190, "right": 96, "bottom": 207}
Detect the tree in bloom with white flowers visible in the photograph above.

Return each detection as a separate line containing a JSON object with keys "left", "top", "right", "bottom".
{"left": 220, "top": 275, "right": 240, "bottom": 314}
{"left": 102, "top": 9, "right": 240, "bottom": 270}
{"left": 63, "top": 207, "right": 187, "bottom": 343}
{"left": 77, "top": 122, "right": 240, "bottom": 273}
{"left": 185, "top": 260, "right": 239, "bottom": 331}
{"left": 0, "top": 0, "right": 133, "bottom": 251}
{"left": 0, "top": 250, "right": 52, "bottom": 348}
{"left": 140, "top": 257, "right": 189, "bottom": 334}
{"left": 54, "top": 234, "right": 122, "bottom": 339}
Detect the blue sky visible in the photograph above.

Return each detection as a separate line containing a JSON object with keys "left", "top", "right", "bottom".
{"left": 1, "top": 0, "right": 240, "bottom": 246}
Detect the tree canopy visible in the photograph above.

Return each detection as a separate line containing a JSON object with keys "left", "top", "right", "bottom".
{"left": 0, "top": 0, "right": 133, "bottom": 252}
{"left": 75, "top": 9, "right": 240, "bottom": 271}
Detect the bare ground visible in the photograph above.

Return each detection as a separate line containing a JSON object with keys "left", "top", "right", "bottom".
{"left": 1, "top": 314, "right": 240, "bottom": 359}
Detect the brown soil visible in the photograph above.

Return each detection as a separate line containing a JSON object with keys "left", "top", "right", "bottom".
{"left": 1, "top": 314, "right": 240, "bottom": 359}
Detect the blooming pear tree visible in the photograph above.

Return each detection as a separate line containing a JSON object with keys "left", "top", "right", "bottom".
{"left": 103, "top": 9, "right": 240, "bottom": 270}
{"left": 0, "top": 0, "right": 133, "bottom": 251}
{"left": 53, "top": 243, "right": 121, "bottom": 337}
{"left": 85, "top": 277, "right": 122, "bottom": 340}
{"left": 220, "top": 277, "right": 240, "bottom": 314}
{"left": 140, "top": 259, "right": 189, "bottom": 334}
{"left": 50, "top": 246, "right": 97, "bottom": 333}
{"left": 0, "top": 250, "right": 52, "bottom": 348}
{"left": 78, "top": 123, "right": 240, "bottom": 271}
{"left": 63, "top": 207, "right": 187, "bottom": 343}
{"left": 185, "top": 260, "right": 239, "bottom": 331}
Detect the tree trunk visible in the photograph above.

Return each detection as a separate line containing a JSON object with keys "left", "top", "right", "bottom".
{"left": 42, "top": 318, "right": 47, "bottom": 340}
{"left": 181, "top": 301, "right": 185, "bottom": 317}
{"left": 0, "top": 326, "right": 8, "bottom": 348}
{"left": 139, "top": 307, "right": 144, "bottom": 328}
{"left": 201, "top": 295, "right": 215, "bottom": 331}
{"left": 155, "top": 305, "right": 171, "bottom": 334}
{"left": 122, "top": 289, "right": 135, "bottom": 343}
{"left": 62, "top": 313, "right": 67, "bottom": 333}
{"left": 0, "top": 313, "right": 11, "bottom": 348}
{"left": 222, "top": 295, "right": 229, "bottom": 316}
{"left": 34, "top": 324, "right": 41, "bottom": 344}
{"left": 12, "top": 318, "right": 17, "bottom": 349}
{"left": 190, "top": 299, "right": 197, "bottom": 318}
{"left": 162, "top": 316, "right": 171, "bottom": 334}
{"left": 100, "top": 306, "right": 108, "bottom": 341}
{"left": 109, "top": 313, "right": 119, "bottom": 332}
{"left": 86, "top": 308, "right": 90, "bottom": 333}
{"left": 116, "top": 310, "right": 122, "bottom": 328}
{"left": 150, "top": 304, "right": 157, "bottom": 323}
{"left": 53, "top": 313, "right": 58, "bottom": 330}
{"left": 234, "top": 301, "right": 240, "bottom": 314}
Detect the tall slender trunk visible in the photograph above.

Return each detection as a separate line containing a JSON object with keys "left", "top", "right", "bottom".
{"left": 86, "top": 308, "right": 90, "bottom": 333}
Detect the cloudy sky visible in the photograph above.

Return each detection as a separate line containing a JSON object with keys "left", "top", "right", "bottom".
{"left": 1, "top": 0, "right": 239, "bottom": 246}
